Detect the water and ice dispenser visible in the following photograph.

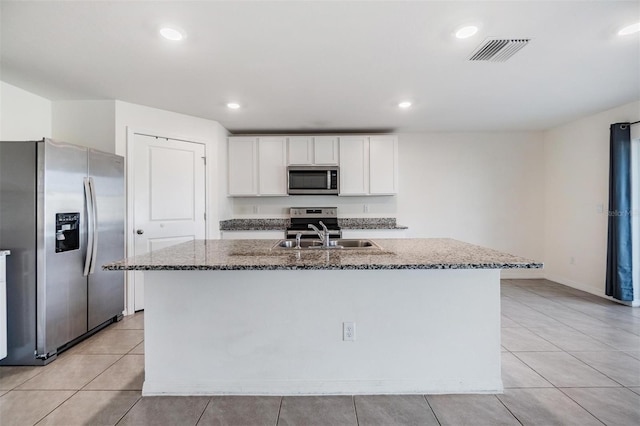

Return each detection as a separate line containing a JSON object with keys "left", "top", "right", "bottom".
{"left": 55, "top": 213, "right": 80, "bottom": 253}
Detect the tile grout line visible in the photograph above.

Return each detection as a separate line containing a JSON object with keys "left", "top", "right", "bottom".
{"left": 555, "top": 387, "right": 608, "bottom": 426}
{"left": 114, "top": 394, "right": 143, "bottom": 426}
{"left": 31, "top": 389, "right": 81, "bottom": 426}
{"left": 275, "top": 395, "right": 283, "bottom": 426}
{"left": 422, "top": 394, "right": 442, "bottom": 426}
{"left": 194, "top": 396, "right": 213, "bottom": 425}
{"left": 493, "top": 393, "right": 524, "bottom": 426}
{"left": 352, "top": 395, "right": 360, "bottom": 426}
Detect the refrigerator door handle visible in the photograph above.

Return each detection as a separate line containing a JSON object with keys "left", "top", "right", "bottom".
{"left": 83, "top": 177, "right": 94, "bottom": 277}
{"left": 88, "top": 177, "right": 98, "bottom": 274}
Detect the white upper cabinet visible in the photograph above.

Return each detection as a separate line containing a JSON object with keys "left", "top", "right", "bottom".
{"left": 258, "top": 137, "right": 287, "bottom": 196}
{"left": 288, "top": 137, "right": 313, "bottom": 165}
{"left": 228, "top": 137, "right": 287, "bottom": 196}
{"left": 339, "top": 136, "right": 369, "bottom": 195}
{"left": 288, "top": 136, "right": 339, "bottom": 165}
{"left": 339, "top": 135, "right": 398, "bottom": 196}
{"left": 228, "top": 137, "right": 258, "bottom": 196}
{"left": 230, "top": 135, "right": 396, "bottom": 197}
{"left": 369, "top": 136, "right": 398, "bottom": 195}
{"left": 313, "top": 136, "right": 339, "bottom": 165}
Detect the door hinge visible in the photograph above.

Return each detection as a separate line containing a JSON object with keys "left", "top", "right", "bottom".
{"left": 204, "top": 212, "right": 207, "bottom": 220}
{"left": 202, "top": 156, "right": 206, "bottom": 165}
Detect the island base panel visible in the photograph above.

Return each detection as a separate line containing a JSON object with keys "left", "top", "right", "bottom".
{"left": 142, "top": 269, "right": 502, "bottom": 395}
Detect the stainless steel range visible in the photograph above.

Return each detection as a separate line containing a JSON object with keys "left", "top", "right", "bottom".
{"left": 286, "top": 207, "right": 342, "bottom": 239}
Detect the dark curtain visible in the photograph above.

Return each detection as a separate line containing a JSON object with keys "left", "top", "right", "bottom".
{"left": 606, "top": 123, "right": 633, "bottom": 301}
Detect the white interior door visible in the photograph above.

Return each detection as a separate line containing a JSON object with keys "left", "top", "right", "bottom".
{"left": 132, "top": 134, "right": 206, "bottom": 311}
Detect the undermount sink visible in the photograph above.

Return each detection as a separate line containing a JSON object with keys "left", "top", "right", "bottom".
{"left": 272, "top": 239, "right": 381, "bottom": 250}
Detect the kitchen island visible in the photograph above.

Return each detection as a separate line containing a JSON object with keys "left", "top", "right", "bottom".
{"left": 104, "top": 238, "right": 541, "bottom": 396}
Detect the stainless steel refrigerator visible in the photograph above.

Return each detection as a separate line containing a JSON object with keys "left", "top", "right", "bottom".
{"left": 0, "top": 138, "right": 125, "bottom": 365}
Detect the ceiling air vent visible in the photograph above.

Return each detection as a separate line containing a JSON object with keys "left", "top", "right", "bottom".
{"left": 468, "top": 38, "right": 531, "bottom": 62}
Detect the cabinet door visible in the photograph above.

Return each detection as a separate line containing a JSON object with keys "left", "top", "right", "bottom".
{"left": 288, "top": 137, "right": 313, "bottom": 165}
{"left": 228, "top": 137, "right": 258, "bottom": 196}
{"left": 313, "top": 136, "right": 339, "bottom": 165}
{"left": 339, "top": 136, "right": 369, "bottom": 195}
{"left": 369, "top": 136, "right": 398, "bottom": 195}
{"left": 258, "top": 137, "right": 288, "bottom": 196}
{"left": 221, "top": 230, "right": 284, "bottom": 240}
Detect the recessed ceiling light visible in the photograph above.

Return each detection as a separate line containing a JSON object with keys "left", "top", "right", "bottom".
{"left": 227, "top": 102, "right": 241, "bottom": 110}
{"left": 398, "top": 101, "right": 412, "bottom": 109}
{"left": 160, "top": 27, "right": 185, "bottom": 41}
{"left": 455, "top": 25, "right": 479, "bottom": 39}
{"left": 618, "top": 22, "right": 640, "bottom": 36}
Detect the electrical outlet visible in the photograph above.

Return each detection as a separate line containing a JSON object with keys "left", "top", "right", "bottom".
{"left": 253, "top": 205, "right": 259, "bottom": 214}
{"left": 343, "top": 322, "right": 355, "bottom": 341}
{"left": 363, "top": 204, "right": 369, "bottom": 213}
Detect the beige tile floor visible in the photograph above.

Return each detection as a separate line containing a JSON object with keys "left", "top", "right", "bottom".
{"left": 1, "top": 279, "right": 639, "bottom": 425}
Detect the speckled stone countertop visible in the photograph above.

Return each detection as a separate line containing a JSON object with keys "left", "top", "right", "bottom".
{"left": 219, "top": 218, "right": 407, "bottom": 231}
{"left": 103, "top": 238, "right": 542, "bottom": 271}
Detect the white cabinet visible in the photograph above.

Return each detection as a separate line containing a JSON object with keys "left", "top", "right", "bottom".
{"left": 258, "top": 137, "right": 287, "bottom": 196}
{"left": 288, "top": 137, "right": 313, "bottom": 165}
{"left": 341, "top": 229, "right": 406, "bottom": 239}
{"left": 369, "top": 136, "right": 398, "bottom": 195}
{"left": 228, "top": 137, "right": 287, "bottom": 196}
{"left": 339, "top": 136, "right": 369, "bottom": 195}
{"left": 221, "top": 230, "right": 283, "bottom": 240}
{"left": 228, "top": 137, "right": 258, "bottom": 196}
{"left": 0, "top": 251, "right": 9, "bottom": 360}
{"left": 288, "top": 136, "right": 339, "bottom": 165}
{"left": 339, "top": 136, "right": 398, "bottom": 196}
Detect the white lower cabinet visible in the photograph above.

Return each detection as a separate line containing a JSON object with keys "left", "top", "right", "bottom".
{"left": 341, "top": 229, "right": 406, "bottom": 239}
{"left": 220, "top": 230, "right": 284, "bottom": 240}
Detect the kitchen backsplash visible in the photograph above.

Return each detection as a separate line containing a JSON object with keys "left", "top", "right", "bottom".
{"left": 231, "top": 194, "right": 397, "bottom": 218}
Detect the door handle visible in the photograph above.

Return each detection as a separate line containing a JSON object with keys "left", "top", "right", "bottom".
{"left": 136, "top": 229, "right": 144, "bottom": 235}
{"left": 88, "top": 177, "right": 98, "bottom": 274}
{"left": 83, "top": 177, "right": 94, "bottom": 277}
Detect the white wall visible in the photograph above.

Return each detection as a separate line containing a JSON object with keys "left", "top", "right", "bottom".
{"left": 544, "top": 100, "right": 640, "bottom": 299}
{"left": 396, "top": 132, "right": 545, "bottom": 279}
{"left": 0, "top": 81, "right": 51, "bottom": 140}
{"left": 52, "top": 100, "right": 116, "bottom": 152}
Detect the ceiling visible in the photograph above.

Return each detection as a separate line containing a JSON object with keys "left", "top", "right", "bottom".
{"left": 1, "top": 1, "right": 639, "bottom": 134}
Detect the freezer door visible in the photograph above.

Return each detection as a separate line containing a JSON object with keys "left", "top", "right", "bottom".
{"left": 87, "top": 149, "right": 124, "bottom": 330}
{"left": 40, "top": 140, "right": 89, "bottom": 357}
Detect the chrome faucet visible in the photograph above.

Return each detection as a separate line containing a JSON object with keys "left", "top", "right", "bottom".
{"left": 308, "top": 221, "right": 331, "bottom": 247}
{"left": 295, "top": 232, "right": 302, "bottom": 249}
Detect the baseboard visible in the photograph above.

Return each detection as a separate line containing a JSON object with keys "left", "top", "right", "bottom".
{"left": 142, "top": 378, "right": 504, "bottom": 396}
{"left": 544, "top": 273, "right": 639, "bottom": 307}
{"left": 500, "top": 269, "right": 545, "bottom": 279}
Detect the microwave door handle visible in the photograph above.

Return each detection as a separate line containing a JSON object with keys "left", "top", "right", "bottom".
{"left": 327, "top": 170, "right": 331, "bottom": 189}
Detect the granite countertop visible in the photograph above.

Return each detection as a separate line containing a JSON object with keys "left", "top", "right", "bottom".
{"left": 103, "top": 238, "right": 542, "bottom": 271}
{"left": 219, "top": 218, "right": 408, "bottom": 231}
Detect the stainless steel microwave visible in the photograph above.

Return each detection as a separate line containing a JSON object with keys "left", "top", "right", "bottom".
{"left": 287, "top": 166, "right": 339, "bottom": 195}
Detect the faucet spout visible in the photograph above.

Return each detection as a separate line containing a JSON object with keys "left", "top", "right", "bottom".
{"left": 308, "top": 224, "right": 325, "bottom": 243}
{"left": 319, "top": 221, "right": 331, "bottom": 247}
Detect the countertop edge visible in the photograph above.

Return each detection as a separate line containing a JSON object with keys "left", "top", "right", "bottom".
{"left": 104, "top": 263, "right": 544, "bottom": 271}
